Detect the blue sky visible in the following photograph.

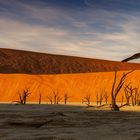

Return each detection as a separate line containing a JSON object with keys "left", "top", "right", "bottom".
{"left": 0, "top": 0, "right": 140, "bottom": 62}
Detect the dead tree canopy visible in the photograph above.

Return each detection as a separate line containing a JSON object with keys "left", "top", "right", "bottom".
{"left": 111, "top": 70, "right": 133, "bottom": 111}
{"left": 82, "top": 94, "right": 92, "bottom": 107}
{"left": 47, "top": 89, "right": 62, "bottom": 104}
{"left": 39, "top": 92, "right": 42, "bottom": 104}
{"left": 99, "top": 89, "right": 108, "bottom": 105}
{"left": 47, "top": 93, "right": 53, "bottom": 104}
{"left": 53, "top": 90, "right": 62, "bottom": 104}
{"left": 64, "top": 93, "right": 71, "bottom": 104}
{"left": 104, "top": 91, "right": 109, "bottom": 104}
{"left": 124, "top": 83, "right": 140, "bottom": 106}
{"left": 96, "top": 93, "right": 99, "bottom": 105}
{"left": 99, "top": 92, "right": 104, "bottom": 105}
{"left": 18, "top": 88, "right": 31, "bottom": 105}
{"left": 124, "top": 83, "right": 136, "bottom": 105}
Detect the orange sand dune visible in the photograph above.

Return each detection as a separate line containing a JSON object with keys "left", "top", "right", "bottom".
{"left": 0, "top": 70, "right": 140, "bottom": 103}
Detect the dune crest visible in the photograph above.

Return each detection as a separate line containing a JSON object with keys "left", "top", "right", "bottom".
{"left": 0, "top": 48, "right": 140, "bottom": 74}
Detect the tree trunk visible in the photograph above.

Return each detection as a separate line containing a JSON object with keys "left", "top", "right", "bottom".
{"left": 126, "top": 98, "right": 130, "bottom": 105}
{"left": 64, "top": 99, "right": 67, "bottom": 104}
{"left": 112, "top": 97, "right": 120, "bottom": 111}
{"left": 39, "top": 94, "right": 42, "bottom": 104}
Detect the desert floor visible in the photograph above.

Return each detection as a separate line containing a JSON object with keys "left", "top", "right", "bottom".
{"left": 0, "top": 104, "right": 140, "bottom": 140}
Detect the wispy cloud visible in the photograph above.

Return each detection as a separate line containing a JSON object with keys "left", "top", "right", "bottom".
{"left": 0, "top": 0, "right": 140, "bottom": 61}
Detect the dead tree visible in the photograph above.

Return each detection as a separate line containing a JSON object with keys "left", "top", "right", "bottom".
{"left": 18, "top": 92, "right": 23, "bottom": 104}
{"left": 64, "top": 93, "right": 71, "bottom": 104}
{"left": 136, "top": 90, "right": 140, "bottom": 105}
{"left": 56, "top": 95, "right": 62, "bottom": 104}
{"left": 96, "top": 93, "right": 99, "bottom": 105}
{"left": 124, "top": 83, "right": 133, "bottom": 105}
{"left": 47, "top": 89, "right": 62, "bottom": 104}
{"left": 124, "top": 83, "right": 138, "bottom": 106}
{"left": 53, "top": 90, "right": 58, "bottom": 104}
{"left": 133, "top": 87, "right": 139, "bottom": 106}
{"left": 131, "top": 87, "right": 140, "bottom": 106}
{"left": 99, "top": 92, "right": 104, "bottom": 105}
{"left": 18, "top": 88, "right": 31, "bottom": 105}
{"left": 39, "top": 92, "right": 42, "bottom": 104}
{"left": 47, "top": 93, "right": 53, "bottom": 104}
{"left": 82, "top": 94, "right": 92, "bottom": 107}
{"left": 121, "top": 95, "right": 124, "bottom": 106}
{"left": 104, "top": 92, "right": 109, "bottom": 104}
{"left": 111, "top": 70, "right": 133, "bottom": 111}
{"left": 51, "top": 90, "right": 62, "bottom": 104}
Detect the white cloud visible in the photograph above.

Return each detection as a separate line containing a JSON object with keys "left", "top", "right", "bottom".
{"left": 0, "top": 2, "right": 140, "bottom": 62}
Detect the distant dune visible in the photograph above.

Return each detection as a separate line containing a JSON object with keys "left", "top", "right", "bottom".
{"left": 0, "top": 48, "right": 140, "bottom": 74}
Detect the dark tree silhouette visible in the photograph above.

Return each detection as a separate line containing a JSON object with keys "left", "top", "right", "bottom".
{"left": 111, "top": 71, "right": 133, "bottom": 111}
{"left": 99, "top": 92, "right": 104, "bottom": 105}
{"left": 82, "top": 94, "right": 92, "bottom": 107}
{"left": 96, "top": 93, "right": 99, "bottom": 105}
{"left": 39, "top": 92, "right": 42, "bottom": 104}
{"left": 121, "top": 95, "right": 124, "bottom": 106}
{"left": 64, "top": 92, "right": 71, "bottom": 104}
{"left": 124, "top": 83, "right": 135, "bottom": 105}
{"left": 47, "top": 93, "right": 53, "bottom": 104}
{"left": 104, "top": 91, "right": 109, "bottom": 104}
{"left": 18, "top": 88, "right": 31, "bottom": 105}
{"left": 131, "top": 87, "right": 139, "bottom": 106}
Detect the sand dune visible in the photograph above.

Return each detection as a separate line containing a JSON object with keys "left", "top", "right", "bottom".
{"left": 0, "top": 48, "right": 140, "bottom": 74}
{"left": 0, "top": 48, "right": 139, "bottom": 103}
{"left": 0, "top": 70, "right": 139, "bottom": 103}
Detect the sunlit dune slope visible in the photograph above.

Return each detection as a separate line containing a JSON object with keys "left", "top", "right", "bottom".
{"left": 0, "top": 70, "right": 140, "bottom": 103}
{"left": 0, "top": 48, "right": 140, "bottom": 74}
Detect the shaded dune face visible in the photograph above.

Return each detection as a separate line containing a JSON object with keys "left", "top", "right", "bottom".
{"left": 0, "top": 48, "right": 140, "bottom": 74}
{"left": 0, "top": 70, "right": 140, "bottom": 103}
